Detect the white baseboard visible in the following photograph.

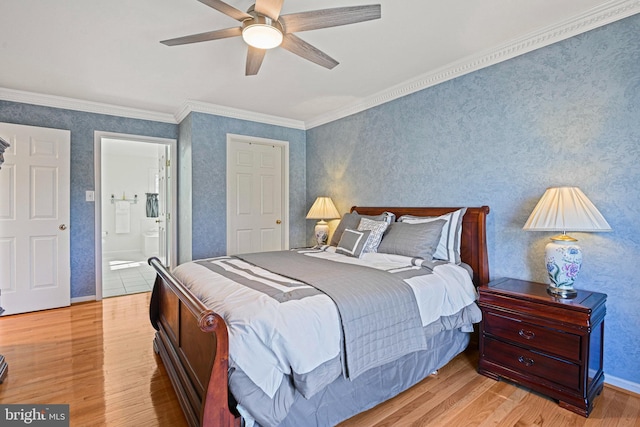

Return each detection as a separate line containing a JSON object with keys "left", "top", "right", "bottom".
{"left": 71, "top": 295, "right": 96, "bottom": 304}
{"left": 606, "top": 374, "right": 640, "bottom": 395}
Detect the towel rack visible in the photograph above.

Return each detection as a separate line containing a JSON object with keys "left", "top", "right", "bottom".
{"left": 111, "top": 194, "right": 138, "bottom": 204}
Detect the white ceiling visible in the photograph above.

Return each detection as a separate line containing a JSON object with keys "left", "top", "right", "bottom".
{"left": 1, "top": 0, "right": 637, "bottom": 128}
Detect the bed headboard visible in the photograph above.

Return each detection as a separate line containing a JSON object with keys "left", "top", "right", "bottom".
{"left": 350, "top": 206, "right": 490, "bottom": 288}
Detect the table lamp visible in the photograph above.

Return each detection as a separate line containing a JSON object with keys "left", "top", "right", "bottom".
{"left": 306, "top": 197, "right": 340, "bottom": 245}
{"left": 523, "top": 187, "right": 611, "bottom": 298}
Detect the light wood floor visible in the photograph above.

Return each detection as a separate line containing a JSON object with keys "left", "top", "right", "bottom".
{"left": 1, "top": 292, "right": 638, "bottom": 427}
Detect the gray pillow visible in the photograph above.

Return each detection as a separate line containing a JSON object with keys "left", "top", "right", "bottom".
{"left": 335, "top": 229, "right": 372, "bottom": 258}
{"left": 377, "top": 219, "right": 447, "bottom": 260}
{"left": 329, "top": 212, "right": 362, "bottom": 246}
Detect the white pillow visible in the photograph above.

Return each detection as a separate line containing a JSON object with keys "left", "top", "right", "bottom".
{"left": 399, "top": 208, "right": 467, "bottom": 264}
{"left": 357, "top": 218, "right": 389, "bottom": 254}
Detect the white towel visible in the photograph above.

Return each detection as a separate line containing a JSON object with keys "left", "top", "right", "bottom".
{"left": 115, "top": 201, "right": 130, "bottom": 234}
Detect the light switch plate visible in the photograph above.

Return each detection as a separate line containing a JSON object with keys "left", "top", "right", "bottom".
{"left": 86, "top": 190, "right": 95, "bottom": 202}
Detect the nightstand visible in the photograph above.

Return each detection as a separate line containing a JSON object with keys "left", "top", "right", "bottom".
{"left": 478, "top": 278, "right": 606, "bottom": 417}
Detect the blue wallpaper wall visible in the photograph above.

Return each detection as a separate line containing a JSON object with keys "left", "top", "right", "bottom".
{"left": 183, "top": 112, "right": 307, "bottom": 260}
{"left": 0, "top": 101, "right": 177, "bottom": 299}
{"left": 306, "top": 14, "right": 640, "bottom": 385}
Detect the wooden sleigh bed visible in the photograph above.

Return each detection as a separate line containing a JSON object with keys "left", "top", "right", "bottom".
{"left": 149, "top": 206, "right": 490, "bottom": 427}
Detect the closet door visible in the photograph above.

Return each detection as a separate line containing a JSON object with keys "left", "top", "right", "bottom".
{"left": 227, "top": 135, "right": 288, "bottom": 255}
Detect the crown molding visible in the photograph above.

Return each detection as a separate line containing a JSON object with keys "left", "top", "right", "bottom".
{"left": 175, "top": 100, "right": 306, "bottom": 130}
{"left": 305, "top": 0, "right": 640, "bottom": 129}
{"left": 0, "top": 86, "right": 306, "bottom": 129}
{"left": 0, "top": 87, "right": 176, "bottom": 124}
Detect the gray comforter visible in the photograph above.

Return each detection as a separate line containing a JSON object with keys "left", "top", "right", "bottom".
{"left": 239, "top": 250, "right": 428, "bottom": 380}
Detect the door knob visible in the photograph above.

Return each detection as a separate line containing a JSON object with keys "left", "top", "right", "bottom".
{"left": 59, "top": 224, "right": 67, "bottom": 230}
{"left": 276, "top": 220, "right": 282, "bottom": 224}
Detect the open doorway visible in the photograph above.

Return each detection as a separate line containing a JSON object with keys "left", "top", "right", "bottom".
{"left": 94, "top": 132, "right": 177, "bottom": 300}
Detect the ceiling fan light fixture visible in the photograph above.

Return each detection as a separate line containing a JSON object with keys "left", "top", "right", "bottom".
{"left": 242, "top": 16, "right": 283, "bottom": 50}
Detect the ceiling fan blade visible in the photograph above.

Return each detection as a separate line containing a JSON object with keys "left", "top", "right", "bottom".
{"left": 280, "top": 34, "right": 338, "bottom": 70}
{"left": 160, "top": 27, "right": 242, "bottom": 46}
{"left": 280, "top": 5, "right": 380, "bottom": 33}
{"left": 254, "top": 0, "right": 284, "bottom": 20}
{"left": 246, "top": 46, "right": 267, "bottom": 76}
{"left": 198, "top": 0, "right": 252, "bottom": 21}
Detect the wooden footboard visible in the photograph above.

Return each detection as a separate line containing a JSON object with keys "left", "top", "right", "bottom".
{"left": 148, "top": 257, "right": 239, "bottom": 427}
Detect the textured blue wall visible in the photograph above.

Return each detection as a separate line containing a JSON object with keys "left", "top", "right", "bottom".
{"left": 186, "top": 112, "right": 307, "bottom": 260}
{"left": 0, "top": 101, "right": 177, "bottom": 299}
{"left": 306, "top": 14, "right": 640, "bottom": 385}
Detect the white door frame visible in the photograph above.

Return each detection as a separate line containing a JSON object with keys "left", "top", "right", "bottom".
{"left": 94, "top": 131, "right": 177, "bottom": 300}
{"left": 226, "top": 133, "right": 289, "bottom": 253}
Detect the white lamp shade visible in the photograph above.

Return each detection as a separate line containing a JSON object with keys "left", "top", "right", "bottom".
{"left": 306, "top": 197, "right": 341, "bottom": 220}
{"left": 523, "top": 187, "right": 611, "bottom": 232}
{"left": 523, "top": 187, "right": 610, "bottom": 298}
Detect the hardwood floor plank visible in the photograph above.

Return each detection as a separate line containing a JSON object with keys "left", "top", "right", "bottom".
{"left": 615, "top": 392, "right": 640, "bottom": 427}
{"left": 475, "top": 387, "right": 530, "bottom": 427}
{"left": 376, "top": 365, "right": 486, "bottom": 426}
{"left": 338, "top": 353, "right": 471, "bottom": 427}
{"left": 409, "top": 374, "right": 493, "bottom": 426}
{"left": 440, "top": 381, "right": 518, "bottom": 427}
{"left": 0, "top": 293, "right": 187, "bottom": 427}
{"left": 1, "top": 293, "right": 639, "bottom": 427}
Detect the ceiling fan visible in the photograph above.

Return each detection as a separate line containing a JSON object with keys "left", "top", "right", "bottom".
{"left": 161, "top": 0, "right": 381, "bottom": 75}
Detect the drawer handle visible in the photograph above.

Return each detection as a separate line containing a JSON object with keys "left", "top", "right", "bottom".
{"left": 518, "top": 329, "right": 535, "bottom": 340}
{"left": 518, "top": 356, "right": 535, "bottom": 367}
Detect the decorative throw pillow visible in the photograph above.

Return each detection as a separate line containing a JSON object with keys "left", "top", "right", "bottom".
{"left": 399, "top": 208, "right": 467, "bottom": 264}
{"left": 377, "top": 220, "right": 446, "bottom": 259}
{"left": 357, "top": 218, "right": 389, "bottom": 253}
{"left": 335, "top": 229, "right": 372, "bottom": 258}
{"left": 329, "top": 212, "right": 361, "bottom": 246}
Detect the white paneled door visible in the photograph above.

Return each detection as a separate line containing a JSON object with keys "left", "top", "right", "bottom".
{"left": 227, "top": 136, "right": 287, "bottom": 255}
{"left": 0, "top": 123, "right": 71, "bottom": 315}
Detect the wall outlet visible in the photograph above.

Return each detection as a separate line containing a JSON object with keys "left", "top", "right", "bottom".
{"left": 86, "top": 190, "right": 95, "bottom": 202}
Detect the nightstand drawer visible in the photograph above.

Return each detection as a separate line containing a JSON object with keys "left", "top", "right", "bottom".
{"left": 483, "top": 310, "right": 581, "bottom": 361}
{"left": 483, "top": 337, "right": 580, "bottom": 391}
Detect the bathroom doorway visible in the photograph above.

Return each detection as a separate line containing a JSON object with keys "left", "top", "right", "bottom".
{"left": 94, "top": 132, "right": 177, "bottom": 299}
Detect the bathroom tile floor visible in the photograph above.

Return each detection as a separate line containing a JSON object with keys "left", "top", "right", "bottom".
{"left": 102, "top": 252, "right": 156, "bottom": 298}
